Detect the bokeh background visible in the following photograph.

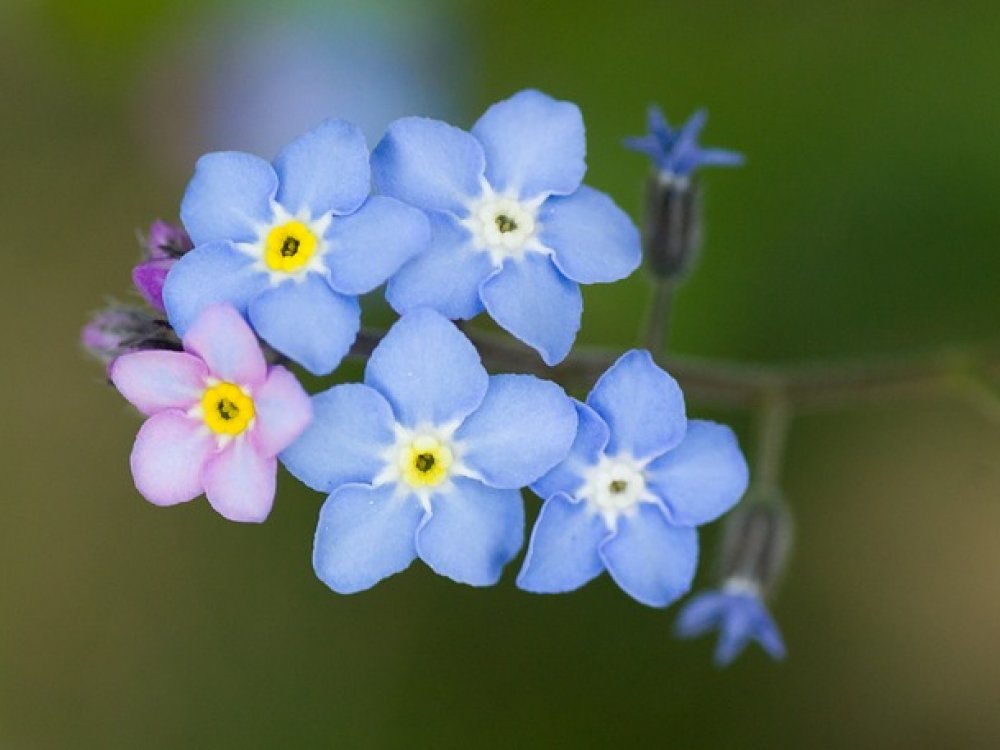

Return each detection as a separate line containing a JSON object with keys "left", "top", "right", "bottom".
{"left": 3, "top": 0, "right": 1000, "bottom": 747}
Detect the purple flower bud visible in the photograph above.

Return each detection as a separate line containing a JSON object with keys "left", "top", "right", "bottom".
{"left": 132, "top": 258, "right": 174, "bottom": 312}
{"left": 81, "top": 304, "right": 181, "bottom": 372}
{"left": 133, "top": 221, "right": 192, "bottom": 310}
{"left": 145, "top": 220, "right": 193, "bottom": 260}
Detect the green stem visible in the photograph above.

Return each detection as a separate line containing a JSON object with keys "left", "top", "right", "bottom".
{"left": 753, "top": 389, "right": 791, "bottom": 494}
{"left": 642, "top": 278, "right": 676, "bottom": 358}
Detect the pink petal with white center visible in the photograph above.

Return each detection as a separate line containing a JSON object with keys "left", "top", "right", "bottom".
{"left": 111, "top": 351, "right": 208, "bottom": 416}
{"left": 182, "top": 304, "right": 266, "bottom": 386}
{"left": 202, "top": 437, "right": 277, "bottom": 523}
{"left": 130, "top": 410, "right": 214, "bottom": 506}
{"left": 249, "top": 366, "right": 313, "bottom": 458}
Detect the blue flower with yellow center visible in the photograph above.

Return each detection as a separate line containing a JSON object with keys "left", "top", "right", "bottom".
{"left": 163, "top": 120, "right": 430, "bottom": 375}
{"left": 281, "top": 308, "right": 579, "bottom": 592}
{"left": 517, "top": 351, "right": 749, "bottom": 607}
{"left": 371, "top": 89, "right": 641, "bottom": 366}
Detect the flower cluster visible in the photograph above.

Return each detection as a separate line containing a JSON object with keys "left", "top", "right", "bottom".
{"left": 84, "top": 90, "right": 773, "bottom": 664}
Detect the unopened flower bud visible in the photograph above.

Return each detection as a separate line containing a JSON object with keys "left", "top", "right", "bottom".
{"left": 81, "top": 304, "right": 181, "bottom": 370}
{"left": 133, "top": 221, "right": 193, "bottom": 311}
{"left": 144, "top": 220, "right": 193, "bottom": 260}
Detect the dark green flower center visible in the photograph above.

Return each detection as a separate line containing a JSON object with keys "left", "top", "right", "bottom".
{"left": 217, "top": 398, "right": 240, "bottom": 421}
{"left": 414, "top": 453, "right": 436, "bottom": 473}
{"left": 495, "top": 214, "right": 518, "bottom": 233}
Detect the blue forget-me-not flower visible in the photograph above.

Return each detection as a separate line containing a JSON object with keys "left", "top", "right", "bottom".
{"left": 625, "top": 106, "right": 743, "bottom": 181}
{"left": 517, "top": 350, "right": 749, "bottom": 607}
{"left": 677, "top": 499, "right": 790, "bottom": 665}
{"left": 675, "top": 581, "right": 786, "bottom": 666}
{"left": 281, "top": 308, "right": 578, "bottom": 593}
{"left": 371, "top": 89, "right": 641, "bottom": 366}
{"left": 163, "top": 120, "right": 430, "bottom": 375}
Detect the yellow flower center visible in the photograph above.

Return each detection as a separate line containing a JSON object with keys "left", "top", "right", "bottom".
{"left": 399, "top": 435, "right": 453, "bottom": 488}
{"left": 264, "top": 220, "right": 318, "bottom": 273}
{"left": 201, "top": 382, "right": 255, "bottom": 436}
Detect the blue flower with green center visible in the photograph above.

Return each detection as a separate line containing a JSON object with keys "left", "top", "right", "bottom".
{"left": 625, "top": 106, "right": 743, "bottom": 181}
{"left": 371, "top": 89, "right": 641, "bottom": 366}
{"left": 517, "top": 351, "right": 749, "bottom": 607}
{"left": 163, "top": 120, "right": 430, "bottom": 375}
{"left": 675, "top": 582, "right": 786, "bottom": 666}
{"left": 281, "top": 308, "right": 578, "bottom": 593}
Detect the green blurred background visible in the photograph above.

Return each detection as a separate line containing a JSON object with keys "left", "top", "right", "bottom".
{"left": 3, "top": 0, "right": 1000, "bottom": 746}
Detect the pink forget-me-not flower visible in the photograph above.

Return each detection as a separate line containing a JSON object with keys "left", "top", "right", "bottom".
{"left": 110, "top": 304, "right": 312, "bottom": 523}
{"left": 518, "top": 350, "right": 749, "bottom": 607}
{"left": 372, "top": 89, "right": 641, "bottom": 366}
{"left": 281, "top": 308, "right": 579, "bottom": 593}
{"left": 163, "top": 120, "right": 430, "bottom": 375}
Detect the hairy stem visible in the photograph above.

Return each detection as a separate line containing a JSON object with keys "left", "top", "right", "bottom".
{"left": 753, "top": 390, "right": 791, "bottom": 492}
{"left": 351, "top": 328, "right": 998, "bottom": 412}
{"left": 642, "top": 278, "right": 676, "bottom": 358}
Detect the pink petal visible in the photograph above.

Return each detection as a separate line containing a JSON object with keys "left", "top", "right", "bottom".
{"left": 250, "top": 366, "right": 313, "bottom": 458}
{"left": 130, "top": 411, "right": 214, "bottom": 506}
{"left": 112, "top": 351, "right": 208, "bottom": 416}
{"left": 202, "top": 438, "right": 277, "bottom": 523}
{"left": 182, "top": 304, "right": 266, "bottom": 386}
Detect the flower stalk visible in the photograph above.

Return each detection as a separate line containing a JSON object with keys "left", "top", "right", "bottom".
{"left": 350, "top": 327, "right": 996, "bottom": 412}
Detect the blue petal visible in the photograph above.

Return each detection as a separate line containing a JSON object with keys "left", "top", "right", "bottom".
{"left": 385, "top": 212, "right": 494, "bottom": 320}
{"left": 516, "top": 493, "right": 608, "bottom": 594}
{"left": 180, "top": 152, "right": 277, "bottom": 246}
{"left": 646, "top": 420, "right": 748, "bottom": 527}
{"left": 455, "top": 374, "right": 577, "bottom": 489}
{"left": 280, "top": 383, "right": 396, "bottom": 493}
{"left": 372, "top": 117, "right": 485, "bottom": 216}
{"left": 676, "top": 590, "right": 787, "bottom": 666}
{"left": 625, "top": 106, "right": 743, "bottom": 178}
{"left": 324, "top": 196, "right": 430, "bottom": 296}
{"left": 415, "top": 478, "right": 523, "bottom": 586}
{"left": 273, "top": 119, "right": 371, "bottom": 217}
{"left": 313, "top": 483, "right": 424, "bottom": 594}
{"left": 587, "top": 350, "right": 686, "bottom": 460}
{"left": 480, "top": 254, "right": 582, "bottom": 366}
{"left": 691, "top": 148, "right": 745, "bottom": 170}
{"left": 470, "top": 89, "right": 585, "bottom": 199}
{"left": 364, "top": 309, "right": 488, "bottom": 428}
{"left": 162, "top": 241, "right": 268, "bottom": 336}
{"left": 539, "top": 186, "right": 641, "bottom": 284}
{"left": 248, "top": 275, "right": 360, "bottom": 376}
{"left": 599, "top": 504, "right": 698, "bottom": 607}
{"left": 714, "top": 594, "right": 785, "bottom": 666}
{"left": 747, "top": 599, "right": 787, "bottom": 662}
{"left": 675, "top": 591, "right": 729, "bottom": 638}
{"left": 622, "top": 134, "right": 664, "bottom": 165}
{"left": 647, "top": 105, "right": 671, "bottom": 140}
{"left": 531, "top": 401, "right": 610, "bottom": 500}
{"left": 676, "top": 109, "right": 709, "bottom": 152}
